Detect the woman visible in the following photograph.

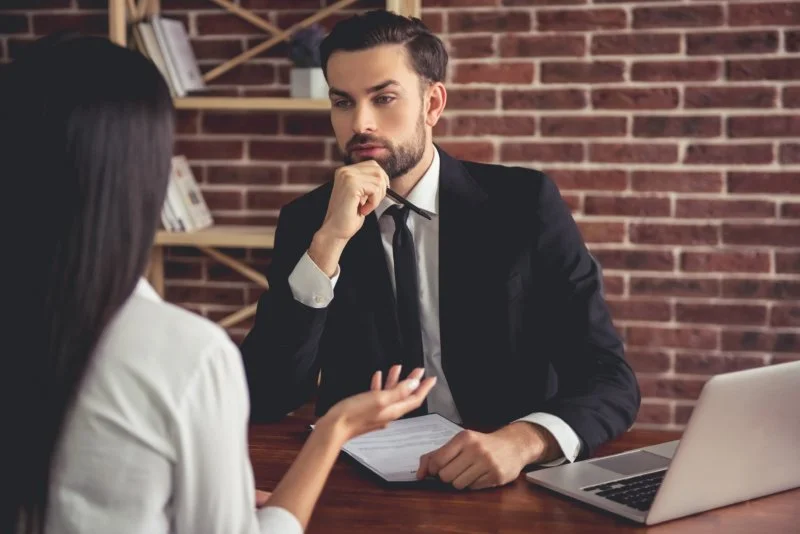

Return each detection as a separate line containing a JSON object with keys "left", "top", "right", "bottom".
{"left": 0, "top": 35, "right": 435, "bottom": 534}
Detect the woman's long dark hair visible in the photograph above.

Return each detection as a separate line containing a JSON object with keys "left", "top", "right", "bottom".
{"left": 0, "top": 34, "right": 174, "bottom": 533}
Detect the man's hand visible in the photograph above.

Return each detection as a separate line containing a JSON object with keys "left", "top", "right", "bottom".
{"left": 309, "top": 161, "right": 389, "bottom": 276}
{"left": 416, "top": 422, "right": 560, "bottom": 490}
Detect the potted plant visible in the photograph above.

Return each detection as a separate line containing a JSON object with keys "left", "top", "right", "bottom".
{"left": 289, "top": 23, "right": 328, "bottom": 99}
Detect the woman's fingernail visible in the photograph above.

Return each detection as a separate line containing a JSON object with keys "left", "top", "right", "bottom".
{"left": 407, "top": 379, "right": 420, "bottom": 392}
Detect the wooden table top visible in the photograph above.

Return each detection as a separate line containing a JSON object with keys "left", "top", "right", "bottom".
{"left": 248, "top": 410, "right": 800, "bottom": 533}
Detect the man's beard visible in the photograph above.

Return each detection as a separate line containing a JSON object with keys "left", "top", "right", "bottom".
{"left": 343, "top": 113, "right": 426, "bottom": 180}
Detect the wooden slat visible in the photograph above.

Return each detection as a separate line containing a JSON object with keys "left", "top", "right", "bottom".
{"left": 386, "top": 0, "right": 421, "bottom": 17}
{"left": 198, "top": 246, "right": 269, "bottom": 288}
{"left": 154, "top": 225, "right": 275, "bottom": 249}
{"left": 174, "top": 97, "right": 330, "bottom": 111}
{"left": 108, "top": 0, "right": 126, "bottom": 46}
{"left": 207, "top": 0, "right": 284, "bottom": 37}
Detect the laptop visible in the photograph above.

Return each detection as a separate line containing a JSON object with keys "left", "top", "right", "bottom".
{"left": 526, "top": 360, "right": 800, "bottom": 525}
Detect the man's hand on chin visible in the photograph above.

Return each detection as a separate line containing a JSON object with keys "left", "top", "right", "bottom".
{"left": 416, "top": 422, "right": 561, "bottom": 490}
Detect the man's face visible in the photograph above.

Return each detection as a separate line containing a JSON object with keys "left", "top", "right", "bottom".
{"left": 326, "top": 44, "right": 427, "bottom": 180}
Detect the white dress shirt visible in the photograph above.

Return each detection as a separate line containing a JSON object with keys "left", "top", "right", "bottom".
{"left": 46, "top": 279, "right": 302, "bottom": 534}
{"left": 289, "top": 149, "right": 582, "bottom": 465}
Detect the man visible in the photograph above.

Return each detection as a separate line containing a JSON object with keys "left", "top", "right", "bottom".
{"left": 241, "top": 10, "right": 640, "bottom": 490}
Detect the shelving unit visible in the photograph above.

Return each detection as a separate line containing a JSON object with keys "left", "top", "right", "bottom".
{"left": 110, "top": 0, "right": 420, "bottom": 327}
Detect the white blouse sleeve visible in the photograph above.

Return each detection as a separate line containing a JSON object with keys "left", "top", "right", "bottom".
{"left": 171, "top": 335, "right": 303, "bottom": 534}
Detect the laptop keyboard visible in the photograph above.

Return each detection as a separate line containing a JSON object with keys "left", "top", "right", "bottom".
{"left": 582, "top": 470, "right": 667, "bottom": 512}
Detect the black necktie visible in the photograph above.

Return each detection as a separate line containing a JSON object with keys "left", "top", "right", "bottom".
{"left": 385, "top": 205, "right": 427, "bottom": 416}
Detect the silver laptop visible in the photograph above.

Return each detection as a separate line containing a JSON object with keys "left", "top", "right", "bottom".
{"left": 526, "top": 360, "right": 800, "bottom": 525}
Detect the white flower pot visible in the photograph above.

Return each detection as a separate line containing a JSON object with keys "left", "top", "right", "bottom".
{"left": 290, "top": 67, "right": 328, "bottom": 99}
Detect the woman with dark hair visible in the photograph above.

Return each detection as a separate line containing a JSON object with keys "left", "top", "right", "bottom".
{"left": 0, "top": 35, "right": 435, "bottom": 534}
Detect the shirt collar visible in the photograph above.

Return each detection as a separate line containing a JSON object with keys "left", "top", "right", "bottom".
{"left": 375, "top": 147, "right": 440, "bottom": 220}
{"left": 135, "top": 277, "right": 161, "bottom": 302}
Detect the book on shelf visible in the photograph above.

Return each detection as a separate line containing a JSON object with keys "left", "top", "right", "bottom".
{"left": 161, "top": 155, "right": 214, "bottom": 232}
{"left": 130, "top": 16, "right": 206, "bottom": 98}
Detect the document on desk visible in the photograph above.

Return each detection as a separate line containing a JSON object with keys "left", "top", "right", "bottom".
{"left": 341, "top": 414, "right": 464, "bottom": 482}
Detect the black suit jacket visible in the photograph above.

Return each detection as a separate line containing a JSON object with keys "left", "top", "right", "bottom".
{"left": 241, "top": 148, "right": 640, "bottom": 457}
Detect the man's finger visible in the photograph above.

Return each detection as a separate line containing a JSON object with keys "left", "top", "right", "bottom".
{"left": 416, "top": 452, "right": 431, "bottom": 480}
{"left": 437, "top": 449, "right": 476, "bottom": 484}
{"left": 452, "top": 462, "right": 489, "bottom": 491}
{"left": 424, "top": 433, "right": 465, "bottom": 477}
{"left": 468, "top": 473, "right": 495, "bottom": 491}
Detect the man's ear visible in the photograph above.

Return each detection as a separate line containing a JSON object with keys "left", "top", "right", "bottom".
{"left": 425, "top": 82, "right": 447, "bottom": 128}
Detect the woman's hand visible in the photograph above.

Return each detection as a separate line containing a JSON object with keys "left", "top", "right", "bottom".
{"left": 319, "top": 365, "right": 435, "bottom": 444}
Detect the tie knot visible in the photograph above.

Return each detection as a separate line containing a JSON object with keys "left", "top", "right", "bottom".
{"left": 384, "top": 204, "right": 411, "bottom": 225}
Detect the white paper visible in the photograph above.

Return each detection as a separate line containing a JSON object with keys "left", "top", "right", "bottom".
{"left": 339, "top": 414, "right": 463, "bottom": 482}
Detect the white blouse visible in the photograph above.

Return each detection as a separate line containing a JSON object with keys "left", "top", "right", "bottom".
{"left": 45, "top": 279, "right": 302, "bottom": 534}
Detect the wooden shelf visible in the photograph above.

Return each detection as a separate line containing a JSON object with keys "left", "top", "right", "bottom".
{"left": 154, "top": 225, "right": 275, "bottom": 249}
{"left": 174, "top": 96, "right": 330, "bottom": 111}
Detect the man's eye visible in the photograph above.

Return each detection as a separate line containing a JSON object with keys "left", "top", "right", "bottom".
{"left": 333, "top": 100, "right": 352, "bottom": 109}
{"left": 375, "top": 95, "right": 395, "bottom": 104}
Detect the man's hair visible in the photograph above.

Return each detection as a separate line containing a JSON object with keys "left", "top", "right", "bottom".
{"left": 320, "top": 10, "right": 448, "bottom": 84}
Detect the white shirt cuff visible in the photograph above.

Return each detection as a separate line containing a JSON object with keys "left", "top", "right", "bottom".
{"left": 288, "top": 251, "right": 340, "bottom": 309}
{"left": 515, "top": 412, "right": 582, "bottom": 467}
{"left": 257, "top": 505, "right": 304, "bottom": 534}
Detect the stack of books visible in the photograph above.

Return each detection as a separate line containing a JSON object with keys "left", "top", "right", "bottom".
{"left": 162, "top": 155, "right": 214, "bottom": 232}
{"left": 130, "top": 15, "right": 206, "bottom": 97}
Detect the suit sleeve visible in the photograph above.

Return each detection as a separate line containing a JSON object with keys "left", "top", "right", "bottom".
{"left": 533, "top": 174, "right": 641, "bottom": 457}
{"left": 240, "top": 201, "right": 329, "bottom": 422}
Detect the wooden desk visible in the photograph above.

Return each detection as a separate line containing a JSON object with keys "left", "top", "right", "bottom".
{"left": 249, "top": 411, "right": 800, "bottom": 533}
{"left": 147, "top": 225, "right": 275, "bottom": 328}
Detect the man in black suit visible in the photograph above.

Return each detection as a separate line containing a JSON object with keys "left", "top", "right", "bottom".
{"left": 241, "top": 10, "right": 640, "bottom": 490}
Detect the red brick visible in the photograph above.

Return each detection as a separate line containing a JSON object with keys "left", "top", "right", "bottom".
{"left": 772, "top": 305, "right": 800, "bottom": 327}
{"left": 636, "top": 403, "right": 672, "bottom": 425}
{"left": 174, "top": 140, "right": 244, "bottom": 160}
{"left": 780, "top": 144, "right": 800, "bottom": 164}
{"left": 724, "top": 224, "right": 800, "bottom": 247}
{"left": 685, "top": 144, "right": 773, "bottom": 165}
{"left": 449, "top": 36, "right": 495, "bottom": 59}
{"left": 541, "top": 61, "right": 624, "bottom": 84}
{"left": 206, "top": 64, "right": 275, "bottom": 86}
{"left": 777, "top": 253, "right": 800, "bottom": 274}
{"left": 630, "top": 223, "right": 719, "bottom": 246}
{"left": 503, "top": 89, "right": 586, "bottom": 110}
{"left": 677, "top": 303, "right": 767, "bottom": 326}
{"left": 195, "top": 13, "right": 266, "bottom": 35}
{"left": 603, "top": 275, "right": 625, "bottom": 296}
{"left": 687, "top": 31, "right": 778, "bottom": 56}
{"left": 633, "top": 5, "right": 723, "bottom": 29}
{"left": 729, "top": 2, "right": 800, "bottom": 26}
{"left": 541, "top": 117, "right": 626, "bottom": 138}
{"left": 501, "top": 142, "right": 583, "bottom": 162}
{"left": 631, "top": 277, "right": 720, "bottom": 298}
{"left": 632, "top": 60, "right": 720, "bottom": 82}
{"left": 723, "top": 280, "right": 800, "bottom": 300}
{"left": 287, "top": 165, "right": 338, "bottom": 185}
{"left": 590, "top": 143, "right": 678, "bottom": 164}
{"left": 212, "top": 213, "right": 278, "bottom": 226}
{"left": 164, "top": 260, "right": 203, "bottom": 281}
{"left": 728, "top": 115, "right": 800, "bottom": 138}
{"left": 203, "top": 190, "right": 244, "bottom": 211}
{"left": 638, "top": 377, "right": 708, "bottom": 400}
{"left": 626, "top": 350, "right": 672, "bottom": 374}
{"left": 592, "top": 250, "right": 674, "bottom": 271}
{"left": 246, "top": 191, "right": 305, "bottom": 211}
{"left": 607, "top": 299, "right": 671, "bottom": 322}
{"left": 449, "top": 11, "right": 531, "bottom": 33}
{"left": 578, "top": 221, "right": 626, "bottom": 243}
{"left": 504, "top": 0, "right": 586, "bottom": 4}
{"left": 545, "top": 169, "right": 627, "bottom": 191}
{"left": 500, "top": 35, "right": 585, "bottom": 58}
{"left": 789, "top": 30, "right": 800, "bottom": 52}
{"left": 8, "top": 0, "right": 69, "bottom": 6}
{"left": 0, "top": 15, "right": 28, "bottom": 34}
{"left": 166, "top": 285, "right": 245, "bottom": 306}
{"left": 33, "top": 13, "right": 107, "bottom": 34}
{"left": 202, "top": 112, "right": 279, "bottom": 135}
{"left": 585, "top": 196, "right": 670, "bottom": 217}
{"left": 282, "top": 114, "right": 334, "bottom": 137}
{"left": 675, "top": 199, "right": 776, "bottom": 219}
{"left": 632, "top": 171, "right": 723, "bottom": 193}
{"left": 448, "top": 89, "right": 496, "bottom": 110}
{"left": 190, "top": 39, "right": 244, "bottom": 61}
{"left": 591, "top": 33, "right": 680, "bottom": 56}
{"left": 628, "top": 327, "right": 718, "bottom": 350}
{"left": 206, "top": 165, "right": 283, "bottom": 185}
{"left": 422, "top": 13, "right": 444, "bottom": 33}
{"left": 427, "top": 0, "right": 496, "bottom": 6}
{"left": 685, "top": 86, "right": 777, "bottom": 109}
{"left": 728, "top": 58, "right": 800, "bottom": 81}
{"left": 175, "top": 111, "right": 199, "bottom": 135}
{"left": 451, "top": 116, "right": 536, "bottom": 136}
{"left": 675, "top": 353, "right": 766, "bottom": 375}
{"left": 250, "top": 141, "right": 325, "bottom": 161}
{"left": 592, "top": 88, "right": 679, "bottom": 110}
{"left": 634, "top": 116, "right": 720, "bottom": 138}
{"left": 781, "top": 203, "right": 800, "bottom": 219}
{"left": 723, "top": 331, "right": 800, "bottom": 353}
{"left": 563, "top": 194, "right": 582, "bottom": 213}
{"left": 537, "top": 9, "right": 626, "bottom": 31}
{"left": 436, "top": 142, "right": 495, "bottom": 162}
{"left": 453, "top": 62, "right": 535, "bottom": 84}
{"left": 728, "top": 172, "right": 800, "bottom": 194}
{"left": 675, "top": 404, "right": 693, "bottom": 425}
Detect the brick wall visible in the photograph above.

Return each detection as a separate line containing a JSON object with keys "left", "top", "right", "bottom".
{"left": 2, "top": 0, "right": 799, "bottom": 430}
